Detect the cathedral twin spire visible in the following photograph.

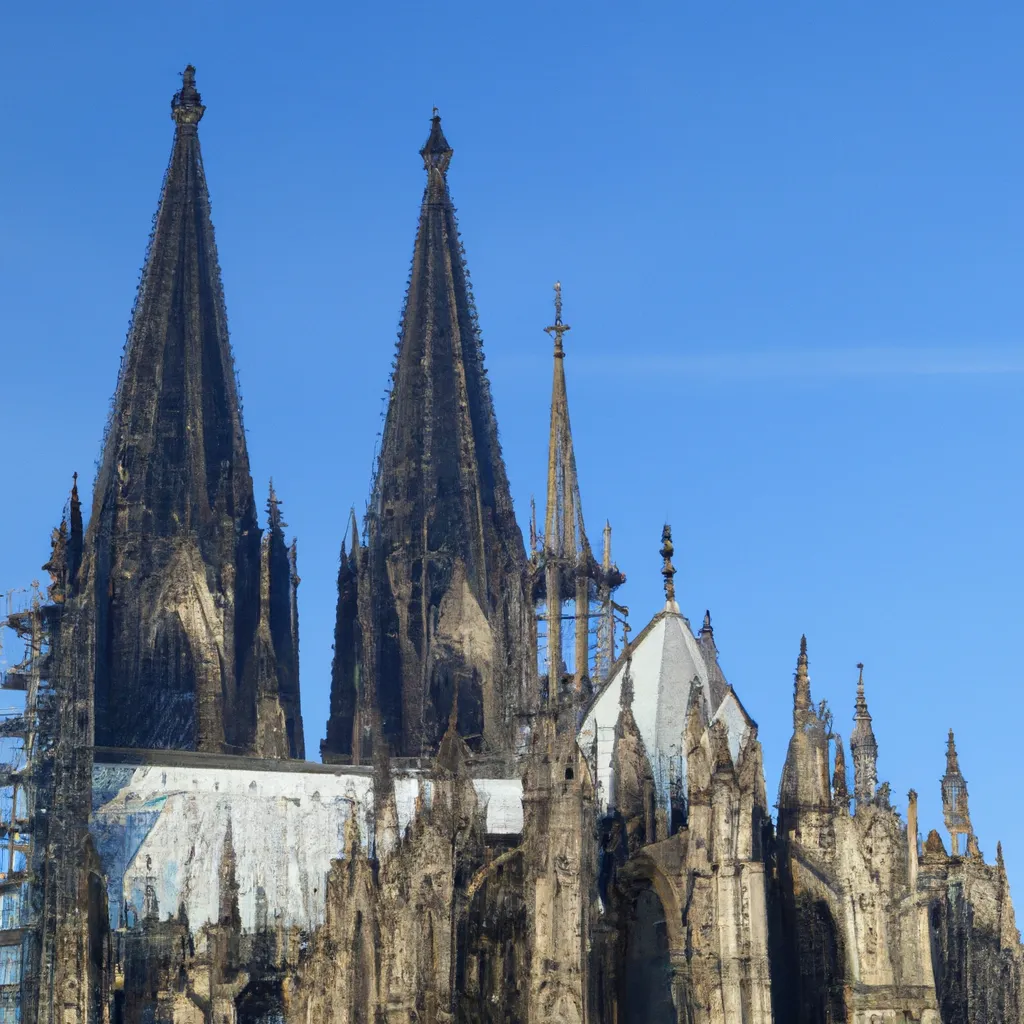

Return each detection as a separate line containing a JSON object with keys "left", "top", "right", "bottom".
{"left": 73, "top": 67, "right": 303, "bottom": 756}
{"left": 324, "top": 109, "right": 531, "bottom": 759}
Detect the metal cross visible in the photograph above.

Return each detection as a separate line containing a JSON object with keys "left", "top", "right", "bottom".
{"left": 544, "top": 281, "right": 571, "bottom": 356}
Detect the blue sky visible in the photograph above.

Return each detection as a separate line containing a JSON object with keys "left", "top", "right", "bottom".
{"left": 3, "top": 3, "right": 1023, "bottom": 886}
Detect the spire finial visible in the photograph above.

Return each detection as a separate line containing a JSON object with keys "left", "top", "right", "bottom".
{"left": 420, "top": 109, "right": 453, "bottom": 173}
{"left": 701, "top": 610, "right": 712, "bottom": 634}
{"left": 854, "top": 662, "right": 870, "bottom": 718}
{"left": 794, "top": 635, "right": 812, "bottom": 714}
{"left": 171, "top": 65, "right": 205, "bottom": 129}
{"left": 660, "top": 523, "right": 677, "bottom": 607}
{"left": 544, "top": 281, "right": 571, "bottom": 357}
{"left": 850, "top": 661, "right": 878, "bottom": 805}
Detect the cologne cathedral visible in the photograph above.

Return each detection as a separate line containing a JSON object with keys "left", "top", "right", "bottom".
{"left": 5, "top": 66, "right": 1024, "bottom": 1024}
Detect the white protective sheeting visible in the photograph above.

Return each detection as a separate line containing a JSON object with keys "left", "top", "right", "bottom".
{"left": 91, "top": 761, "right": 522, "bottom": 935}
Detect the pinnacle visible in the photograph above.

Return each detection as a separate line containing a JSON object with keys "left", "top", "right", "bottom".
{"left": 420, "top": 108, "right": 453, "bottom": 173}
{"left": 267, "top": 479, "right": 283, "bottom": 531}
{"left": 171, "top": 64, "right": 205, "bottom": 129}
{"left": 794, "top": 634, "right": 812, "bottom": 714}
{"left": 347, "top": 507, "right": 360, "bottom": 554}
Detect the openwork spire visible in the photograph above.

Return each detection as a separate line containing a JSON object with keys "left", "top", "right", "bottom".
{"left": 850, "top": 662, "right": 879, "bottom": 806}
{"left": 348, "top": 111, "right": 529, "bottom": 756}
{"left": 535, "top": 281, "right": 623, "bottom": 693}
{"left": 80, "top": 65, "right": 264, "bottom": 753}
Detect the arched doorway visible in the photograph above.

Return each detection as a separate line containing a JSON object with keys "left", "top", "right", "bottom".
{"left": 620, "top": 883, "right": 675, "bottom": 1024}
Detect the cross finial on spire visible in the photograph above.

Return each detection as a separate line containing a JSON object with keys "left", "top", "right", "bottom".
{"left": 171, "top": 65, "right": 205, "bottom": 129}
{"left": 660, "top": 524, "right": 677, "bottom": 607}
{"left": 544, "top": 281, "right": 571, "bottom": 357}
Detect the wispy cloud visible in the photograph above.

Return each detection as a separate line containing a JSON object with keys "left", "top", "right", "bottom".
{"left": 559, "top": 347, "right": 1024, "bottom": 379}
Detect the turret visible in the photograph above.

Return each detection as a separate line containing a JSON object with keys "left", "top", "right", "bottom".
{"left": 941, "top": 729, "right": 972, "bottom": 856}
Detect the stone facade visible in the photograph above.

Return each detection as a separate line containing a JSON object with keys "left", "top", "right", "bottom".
{"left": 21, "top": 66, "right": 1024, "bottom": 1024}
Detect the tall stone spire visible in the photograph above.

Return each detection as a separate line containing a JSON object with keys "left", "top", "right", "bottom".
{"left": 533, "top": 283, "right": 623, "bottom": 694}
{"left": 76, "top": 66, "right": 266, "bottom": 753}
{"left": 342, "top": 112, "right": 531, "bottom": 756}
{"left": 849, "top": 662, "right": 879, "bottom": 806}
{"left": 941, "top": 729, "right": 972, "bottom": 856}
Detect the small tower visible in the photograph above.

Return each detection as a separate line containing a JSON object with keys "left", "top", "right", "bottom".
{"left": 532, "top": 282, "right": 623, "bottom": 697}
{"left": 849, "top": 663, "right": 878, "bottom": 806}
{"left": 941, "top": 729, "right": 972, "bottom": 856}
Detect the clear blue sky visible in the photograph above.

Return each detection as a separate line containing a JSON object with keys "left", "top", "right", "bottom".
{"left": 3, "top": 3, "right": 1023, "bottom": 887}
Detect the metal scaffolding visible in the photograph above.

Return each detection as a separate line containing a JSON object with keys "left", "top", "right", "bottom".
{"left": 0, "top": 585, "right": 55, "bottom": 1024}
